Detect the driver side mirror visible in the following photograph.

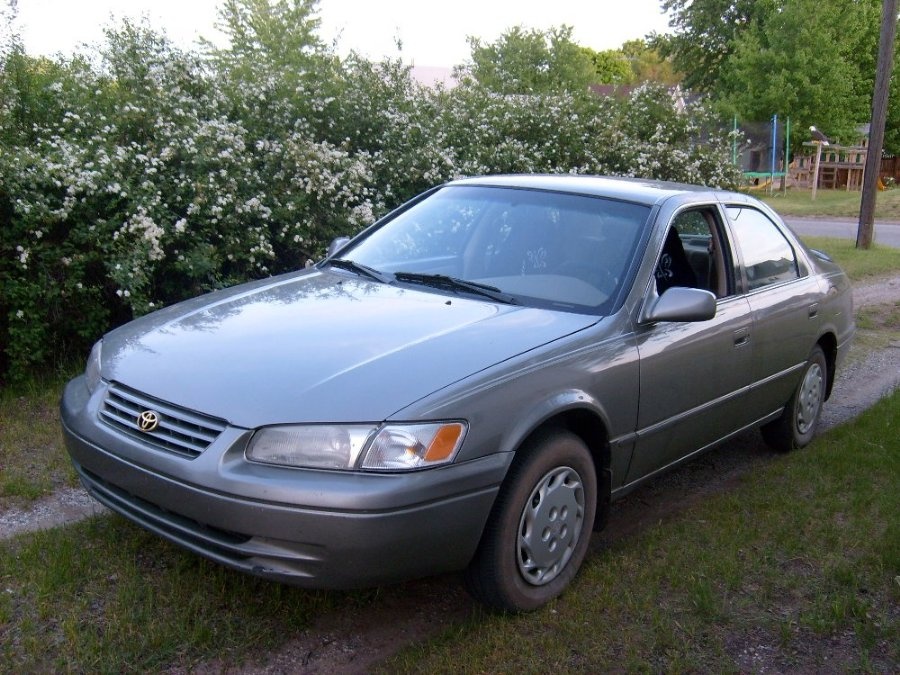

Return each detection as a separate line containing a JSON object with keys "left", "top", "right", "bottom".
{"left": 642, "top": 287, "right": 717, "bottom": 323}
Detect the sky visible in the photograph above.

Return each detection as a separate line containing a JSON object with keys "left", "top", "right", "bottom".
{"left": 13, "top": 0, "right": 673, "bottom": 67}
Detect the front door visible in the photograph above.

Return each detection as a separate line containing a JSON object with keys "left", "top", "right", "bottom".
{"left": 626, "top": 207, "right": 754, "bottom": 483}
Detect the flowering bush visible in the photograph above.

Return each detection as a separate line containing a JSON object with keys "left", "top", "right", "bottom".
{"left": 0, "top": 3, "right": 741, "bottom": 383}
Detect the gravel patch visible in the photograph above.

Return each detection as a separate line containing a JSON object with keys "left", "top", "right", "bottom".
{"left": 852, "top": 274, "right": 900, "bottom": 307}
{"left": 821, "top": 340, "right": 900, "bottom": 429}
{"left": 0, "top": 486, "right": 107, "bottom": 539}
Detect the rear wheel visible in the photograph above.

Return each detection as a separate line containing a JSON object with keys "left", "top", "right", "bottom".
{"left": 762, "top": 345, "right": 827, "bottom": 452}
{"left": 465, "top": 429, "right": 597, "bottom": 612}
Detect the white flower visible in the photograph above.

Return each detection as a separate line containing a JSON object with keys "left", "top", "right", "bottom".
{"left": 123, "top": 211, "right": 165, "bottom": 261}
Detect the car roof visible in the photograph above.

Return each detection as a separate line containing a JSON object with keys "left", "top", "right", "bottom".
{"left": 448, "top": 174, "right": 732, "bottom": 207}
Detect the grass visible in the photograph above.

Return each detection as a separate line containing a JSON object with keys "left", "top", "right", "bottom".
{"left": 382, "top": 391, "right": 900, "bottom": 673}
{"left": 0, "top": 373, "right": 79, "bottom": 509}
{"left": 853, "top": 301, "right": 900, "bottom": 357}
{"left": 798, "top": 236, "right": 900, "bottom": 281}
{"left": 0, "top": 516, "right": 343, "bottom": 671}
{"left": 760, "top": 187, "right": 900, "bottom": 220}
{"left": 853, "top": 303, "right": 900, "bottom": 357}
{"left": 857, "top": 300, "right": 900, "bottom": 335}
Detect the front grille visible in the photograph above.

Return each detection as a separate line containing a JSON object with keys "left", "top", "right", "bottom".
{"left": 100, "top": 383, "right": 227, "bottom": 458}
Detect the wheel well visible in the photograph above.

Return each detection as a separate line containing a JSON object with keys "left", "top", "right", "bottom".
{"left": 817, "top": 332, "right": 837, "bottom": 399}
{"left": 518, "top": 409, "right": 612, "bottom": 530}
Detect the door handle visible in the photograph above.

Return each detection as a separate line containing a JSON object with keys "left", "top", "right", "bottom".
{"left": 733, "top": 327, "right": 751, "bottom": 347}
{"left": 808, "top": 303, "right": 819, "bottom": 319}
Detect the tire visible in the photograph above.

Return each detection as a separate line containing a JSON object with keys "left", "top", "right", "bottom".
{"left": 762, "top": 345, "right": 827, "bottom": 452}
{"left": 465, "top": 429, "right": 597, "bottom": 612}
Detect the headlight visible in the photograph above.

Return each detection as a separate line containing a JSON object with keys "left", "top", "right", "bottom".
{"left": 246, "top": 425, "right": 373, "bottom": 470}
{"left": 246, "top": 422, "right": 466, "bottom": 471}
{"left": 85, "top": 340, "right": 103, "bottom": 393}
{"left": 361, "top": 422, "right": 466, "bottom": 470}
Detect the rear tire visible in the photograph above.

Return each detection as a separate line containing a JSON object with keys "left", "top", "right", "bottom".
{"left": 762, "top": 345, "right": 827, "bottom": 452}
{"left": 465, "top": 429, "right": 596, "bottom": 612}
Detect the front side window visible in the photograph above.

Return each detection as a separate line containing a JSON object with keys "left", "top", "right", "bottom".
{"left": 726, "top": 207, "right": 799, "bottom": 291}
{"left": 655, "top": 208, "right": 733, "bottom": 298}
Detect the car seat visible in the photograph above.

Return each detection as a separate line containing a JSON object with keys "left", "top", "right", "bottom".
{"left": 655, "top": 227, "right": 697, "bottom": 293}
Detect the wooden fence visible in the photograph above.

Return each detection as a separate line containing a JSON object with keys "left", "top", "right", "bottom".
{"left": 880, "top": 155, "right": 900, "bottom": 181}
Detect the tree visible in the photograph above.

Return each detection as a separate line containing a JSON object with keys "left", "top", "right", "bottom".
{"left": 581, "top": 47, "right": 631, "bottom": 84}
{"left": 655, "top": 0, "right": 775, "bottom": 92}
{"left": 620, "top": 39, "right": 680, "bottom": 85}
{"left": 718, "top": 0, "right": 880, "bottom": 141}
{"left": 858, "top": 0, "right": 898, "bottom": 249}
{"left": 460, "top": 25, "right": 597, "bottom": 94}
{"left": 659, "top": 0, "right": 895, "bottom": 150}
{"left": 207, "top": 0, "right": 341, "bottom": 135}
{"left": 886, "top": 60, "right": 900, "bottom": 152}
{"left": 213, "top": 0, "right": 326, "bottom": 71}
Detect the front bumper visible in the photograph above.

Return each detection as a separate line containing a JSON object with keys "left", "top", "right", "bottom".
{"left": 61, "top": 376, "right": 509, "bottom": 588}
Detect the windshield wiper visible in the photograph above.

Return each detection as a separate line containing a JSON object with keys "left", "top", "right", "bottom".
{"left": 326, "top": 258, "right": 392, "bottom": 283}
{"left": 394, "top": 272, "right": 517, "bottom": 304}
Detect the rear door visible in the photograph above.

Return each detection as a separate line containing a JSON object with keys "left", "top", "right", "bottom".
{"left": 723, "top": 205, "right": 823, "bottom": 421}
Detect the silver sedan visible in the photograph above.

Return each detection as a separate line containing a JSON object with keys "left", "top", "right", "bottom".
{"left": 61, "top": 175, "right": 854, "bottom": 612}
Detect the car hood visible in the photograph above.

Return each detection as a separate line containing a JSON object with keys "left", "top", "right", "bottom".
{"left": 101, "top": 270, "right": 598, "bottom": 427}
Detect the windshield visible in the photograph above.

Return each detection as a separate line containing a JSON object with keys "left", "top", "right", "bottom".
{"left": 342, "top": 185, "right": 650, "bottom": 314}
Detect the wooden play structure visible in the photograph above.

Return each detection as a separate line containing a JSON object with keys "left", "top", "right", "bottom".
{"left": 791, "top": 139, "right": 868, "bottom": 196}
{"left": 733, "top": 119, "right": 898, "bottom": 196}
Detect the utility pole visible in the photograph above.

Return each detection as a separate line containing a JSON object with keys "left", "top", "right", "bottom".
{"left": 857, "top": 0, "right": 898, "bottom": 250}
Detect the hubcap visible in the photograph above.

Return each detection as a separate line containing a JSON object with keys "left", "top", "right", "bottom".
{"left": 796, "top": 362, "right": 824, "bottom": 434}
{"left": 517, "top": 466, "right": 585, "bottom": 586}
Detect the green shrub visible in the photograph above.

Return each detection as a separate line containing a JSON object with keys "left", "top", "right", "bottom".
{"left": 0, "top": 2, "right": 741, "bottom": 383}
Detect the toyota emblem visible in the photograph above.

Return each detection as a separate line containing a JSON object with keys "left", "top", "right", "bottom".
{"left": 138, "top": 410, "right": 160, "bottom": 432}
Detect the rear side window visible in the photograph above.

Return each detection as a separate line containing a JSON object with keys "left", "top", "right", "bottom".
{"left": 726, "top": 207, "right": 799, "bottom": 291}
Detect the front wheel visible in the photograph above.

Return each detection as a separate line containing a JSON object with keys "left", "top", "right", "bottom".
{"left": 762, "top": 345, "right": 827, "bottom": 452}
{"left": 465, "top": 429, "right": 597, "bottom": 612}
